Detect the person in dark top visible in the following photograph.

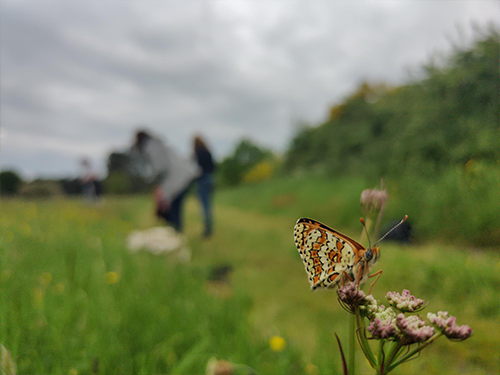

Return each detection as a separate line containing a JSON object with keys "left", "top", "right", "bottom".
{"left": 193, "top": 135, "right": 216, "bottom": 238}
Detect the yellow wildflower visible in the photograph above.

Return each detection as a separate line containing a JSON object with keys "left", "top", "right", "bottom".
{"left": 105, "top": 271, "right": 120, "bottom": 285}
{"left": 68, "top": 369, "right": 78, "bottom": 375}
{"left": 269, "top": 336, "right": 286, "bottom": 352}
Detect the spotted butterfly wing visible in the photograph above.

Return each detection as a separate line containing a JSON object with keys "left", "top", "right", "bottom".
{"left": 294, "top": 218, "right": 366, "bottom": 290}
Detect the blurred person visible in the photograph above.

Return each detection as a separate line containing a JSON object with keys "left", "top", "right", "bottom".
{"left": 80, "top": 158, "right": 102, "bottom": 202}
{"left": 193, "top": 135, "right": 216, "bottom": 238}
{"left": 132, "top": 130, "right": 200, "bottom": 232}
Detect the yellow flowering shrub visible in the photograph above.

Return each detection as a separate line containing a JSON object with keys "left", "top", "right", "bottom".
{"left": 243, "top": 160, "right": 274, "bottom": 184}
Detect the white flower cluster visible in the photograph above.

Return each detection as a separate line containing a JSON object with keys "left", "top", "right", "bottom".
{"left": 386, "top": 289, "right": 425, "bottom": 312}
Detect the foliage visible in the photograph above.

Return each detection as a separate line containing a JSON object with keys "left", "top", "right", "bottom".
{"left": 284, "top": 29, "right": 499, "bottom": 179}
{"left": 103, "top": 171, "right": 132, "bottom": 195}
{"left": 280, "top": 28, "right": 500, "bottom": 245}
{"left": 107, "top": 151, "right": 133, "bottom": 174}
{"left": 19, "top": 180, "right": 65, "bottom": 199}
{"left": 0, "top": 192, "right": 498, "bottom": 373}
{"left": 0, "top": 170, "right": 22, "bottom": 195}
{"left": 211, "top": 180, "right": 498, "bottom": 373}
{"left": 104, "top": 151, "right": 151, "bottom": 194}
{"left": 0, "top": 198, "right": 306, "bottom": 374}
{"left": 218, "top": 140, "right": 274, "bottom": 186}
{"left": 386, "top": 162, "right": 500, "bottom": 246}
{"left": 243, "top": 160, "right": 275, "bottom": 184}
{"left": 59, "top": 178, "right": 83, "bottom": 195}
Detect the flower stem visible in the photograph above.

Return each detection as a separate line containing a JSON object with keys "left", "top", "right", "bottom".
{"left": 381, "top": 341, "right": 403, "bottom": 374}
{"left": 349, "top": 313, "right": 356, "bottom": 375}
{"left": 386, "top": 333, "right": 443, "bottom": 372}
{"left": 355, "top": 307, "right": 377, "bottom": 369}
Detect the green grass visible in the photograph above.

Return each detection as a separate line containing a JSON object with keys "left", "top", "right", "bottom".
{"left": 1, "top": 176, "right": 499, "bottom": 374}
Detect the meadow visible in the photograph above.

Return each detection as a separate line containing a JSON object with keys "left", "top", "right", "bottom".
{"left": 1, "top": 175, "right": 499, "bottom": 374}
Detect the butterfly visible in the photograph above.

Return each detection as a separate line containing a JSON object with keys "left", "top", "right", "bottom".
{"left": 294, "top": 218, "right": 380, "bottom": 290}
{"left": 294, "top": 216, "right": 408, "bottom": 291}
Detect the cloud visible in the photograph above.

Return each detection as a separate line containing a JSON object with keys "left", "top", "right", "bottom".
{"left": 1, "top": 0, "right": 498, "bottom": 177}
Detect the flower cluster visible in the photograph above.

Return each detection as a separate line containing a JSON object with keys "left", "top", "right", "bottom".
{"left": 337, "top": 283, "right": 384, "bottom": 317}
{"left": 358, "top": 295, "right": 383, "bottom": 320}
{"left": 386, "top": 289, "right": 426, "bottom": 312}
{"left": 367, "top": 314, "right": 397, "bottom": 339}
{"left": 427, "top": 311, "right": 472, "bottom": 341}
{"left": 338, "top": 283, "right": 472, "bottom": 347}
{"left": 395, "top": 314, "right": 434, "bottom": 345}
{"left": 337, "top": 282, "right": 366, "bottom": 313}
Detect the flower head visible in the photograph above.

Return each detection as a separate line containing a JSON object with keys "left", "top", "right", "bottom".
{"left": 367, "top": 306, "right": 397, "bottom": 339}
{"left": 358, "top": 294, "right": 382, "bottom": 320}
{"left": 360, "top": 188, "right": 387, "bottom": 216}
{"left": 368, "top": 317, "right": 398, "bottom": 340}
{"left": 395, "top": 314, "right": 434, "bottom": 345}
{"left": 105, "top": 271, "right": 120, "bottom": 285}
{"left": 386, "top": 289, "right": 426, "bottom": 312}
{"left": 269, "top": 336, "right": 286, "bottom": 352}
{"left": 427, "top": 311, "right": 472, "bottom": 341}
{"left": 337, "top": 282, "right": 366, "bottom": 313}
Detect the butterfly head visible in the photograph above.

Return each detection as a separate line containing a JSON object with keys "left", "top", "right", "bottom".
{"left": 364, "top": 246, "right": 380, "bottom": 265}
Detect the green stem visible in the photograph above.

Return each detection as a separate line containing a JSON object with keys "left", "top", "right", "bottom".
{"left": 355, "top": 307, "right": 377, "bottom": 369}
{"left": 386, "top": 333, "right": 443, "bottom": 372}
{"left": 349, "top": 313, "right": 356, "bottom": 375}
{"left": 377, "top": 340, "right": 385, "bottom": 372}
{"left": 381, "top": 341, "right": 403, "bottom": 374}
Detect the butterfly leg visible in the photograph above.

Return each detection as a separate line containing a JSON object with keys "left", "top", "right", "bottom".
{"left": 340, "top": 270, "right": 354, "bottom": 286}
{"left": 367, "top": 269, "right": 383, "bottom": 294}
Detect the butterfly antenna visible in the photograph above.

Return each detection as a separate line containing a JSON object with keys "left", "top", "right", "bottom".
{"left": 359, "top": 217, "right": 372, "bottom": 249}
{"left": 374, "top": 215, "right": 408, "bottom": 247}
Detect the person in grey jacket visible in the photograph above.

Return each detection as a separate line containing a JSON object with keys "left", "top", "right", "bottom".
{"left": 133, "top": 130, "right": 200, "bottom": 232}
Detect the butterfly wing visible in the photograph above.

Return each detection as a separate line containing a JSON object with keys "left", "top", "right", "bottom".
{"left": 294, "top": 218, "right": 366, "bottom": 290}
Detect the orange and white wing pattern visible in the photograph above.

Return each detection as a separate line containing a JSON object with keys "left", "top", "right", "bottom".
{"left": 294, "top": 218, "right": 366, "bottom": 290}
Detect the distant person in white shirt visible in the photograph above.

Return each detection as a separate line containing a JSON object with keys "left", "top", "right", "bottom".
{"left": 132, "top": 130, "right": 200, "bottom": 232}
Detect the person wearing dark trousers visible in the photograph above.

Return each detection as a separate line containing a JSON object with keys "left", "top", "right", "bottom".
{"left": 132, "top": 130, "right": 201, "bottom": 232}
{"left": 193, "top": 135, "right": 216, "bottom": 238}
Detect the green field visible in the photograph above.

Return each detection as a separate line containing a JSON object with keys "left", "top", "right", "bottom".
{"left": 1, "top": 176, "right": 499, "bottom": 374}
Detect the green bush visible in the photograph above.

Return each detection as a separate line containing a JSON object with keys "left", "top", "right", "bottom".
{"left": 104, "top": 172, "right": 132, "bottom": 195}
{"left": 19, "top": 180, "right": 64, "bottom": 199}
{"left": 387, "top": 162, "right": 500, "bottom": 246}
{"left": 218, "top": 139, "right": 275, "bottom": 187}
{"left": 284, "top": 29, "right": 500, "bottom": 179}
{"left": 0, "top": 170, "right": 23, "bottom": 195}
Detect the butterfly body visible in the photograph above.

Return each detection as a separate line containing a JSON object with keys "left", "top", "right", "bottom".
{"left": 294, "top": 218, "right": 379, "bottom": 290}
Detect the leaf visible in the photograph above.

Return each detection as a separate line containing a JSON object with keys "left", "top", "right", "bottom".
{"left": 335, "top": 333, "right": 348, "bottom": 375}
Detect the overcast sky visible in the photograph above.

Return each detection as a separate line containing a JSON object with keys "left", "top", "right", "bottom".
{"left": 1, "top": 1, "right": 498, "bottom": 178}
